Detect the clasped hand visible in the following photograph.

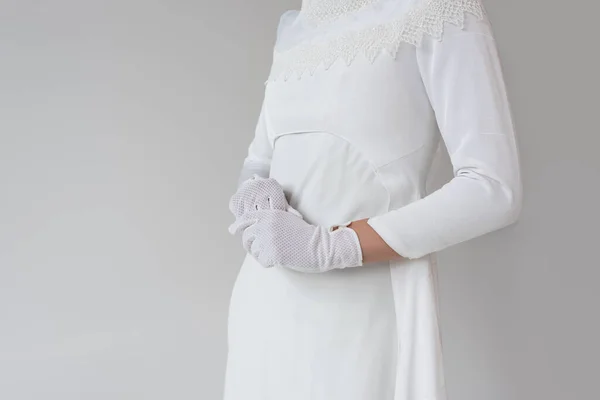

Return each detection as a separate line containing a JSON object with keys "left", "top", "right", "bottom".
{"left": 228, "top": 175, "right": 363, "bottom": 273}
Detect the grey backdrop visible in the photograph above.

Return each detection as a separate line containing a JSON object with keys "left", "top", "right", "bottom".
{"left": 1, "top": 1, "right": 598, "bottom": 399}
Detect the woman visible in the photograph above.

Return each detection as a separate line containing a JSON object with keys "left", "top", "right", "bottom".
{"left": 224, "top": 0, "right": 522, "bottom": 399}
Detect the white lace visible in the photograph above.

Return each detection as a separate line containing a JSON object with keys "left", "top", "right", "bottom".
{"left": 301, "top": 0, "right": 379, "bottom": 24}
{"left": 268, "top": 0, "right": 485, "bottom": 83}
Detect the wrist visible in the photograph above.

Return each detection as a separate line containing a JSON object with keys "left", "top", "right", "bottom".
{"left": 327, "top": 223, "right": 363, "bottom": 268}
{"left": 348, "top": 218, "right": 404, "bottom": 264}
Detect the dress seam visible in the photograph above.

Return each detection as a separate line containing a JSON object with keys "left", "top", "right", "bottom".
{"left": 375, "top": 142, "right": 427, "bottom": 170}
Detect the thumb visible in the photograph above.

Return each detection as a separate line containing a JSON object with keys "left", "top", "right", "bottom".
{"left": 228, "top": 214, "right": 259, "bottom": 235}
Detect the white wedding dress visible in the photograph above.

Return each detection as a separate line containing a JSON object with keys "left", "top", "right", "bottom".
{"left": 224, "top": 1, "right": 522, "bottom": 399}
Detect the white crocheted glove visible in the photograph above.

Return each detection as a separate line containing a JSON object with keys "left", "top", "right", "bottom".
{"left": 228, "top": 175, "right": 301, "bottom": 234}
{"left": 229, "top": 209, "right": 363, "bottom": 273}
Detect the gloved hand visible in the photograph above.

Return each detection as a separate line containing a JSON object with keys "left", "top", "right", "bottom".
{"left": 229, "top": 208, "right": 363, "bottom": 273}
{"left": 228, "top": 174, "right": 301, "bottom": 235}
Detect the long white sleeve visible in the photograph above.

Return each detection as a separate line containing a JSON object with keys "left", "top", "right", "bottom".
{"left": 367, "top": 14, "right": 522, "bottom": 260}
{"left": 235, "top": 11, "right": 297, "bottom": 187}
{"left": 236, "top": 99, "right": 273, "bottom": 187}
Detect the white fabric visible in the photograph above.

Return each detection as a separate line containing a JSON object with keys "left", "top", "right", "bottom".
{"left": 225, "top": 0, "right": 522, "bottom": 399}
{"left": 236, "top": 160, "right": 270, "bottom": 186}
{"left": 236, "top": 102, "right": 272, "bottom": 185}
{"left": 230, "top": 208, "right": 363, "bottom": 272}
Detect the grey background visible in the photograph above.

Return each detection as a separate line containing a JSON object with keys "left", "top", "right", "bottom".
{"left": 0, "top": 0, "right": 598, "bottom": 399}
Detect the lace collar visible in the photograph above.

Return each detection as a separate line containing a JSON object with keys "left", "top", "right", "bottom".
{"left": 267, "top": 0, "right": 486, "bottom": 83}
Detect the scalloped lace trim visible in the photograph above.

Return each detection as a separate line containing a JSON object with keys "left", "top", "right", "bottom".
{"left": 267, "top": 0, "right": 485, "bottom": 83}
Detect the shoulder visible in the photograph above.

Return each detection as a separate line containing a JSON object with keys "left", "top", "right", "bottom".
{"left": 405, "top": 0, "right": 493, "bottom": 44}
{"left": 275, "top": 10, "right": 300, "bottom": 41}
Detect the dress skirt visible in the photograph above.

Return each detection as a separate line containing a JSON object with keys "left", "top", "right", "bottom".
{"left": 224, "top": 253, "right": 397, "bottom": 400}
